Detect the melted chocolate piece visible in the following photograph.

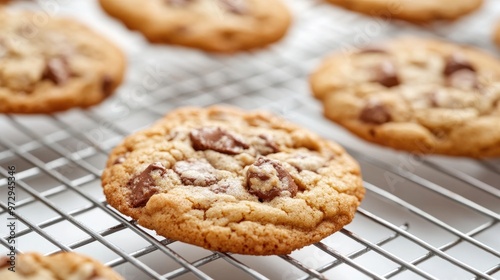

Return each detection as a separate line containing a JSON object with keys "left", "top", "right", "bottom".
{"left": 246, "top": 157, "right": 298, "bottom": 202}
{"left": 257, "top": 134, "right": 280, "bottom": 155}
{"left": 374, "top": 61, "right": 400, "bottom": 88}
{"left": 443, "top": 53, "right": 475, "bottom": 76}
{"left": 218, "top": 0, "right": 247, "bottom": 15}
{"left": 127, "top": 162, "right": 166, "bottom": 208}
{"left": 101, "top": 75, "right": 114, "bottom": 97}
{"left": 446, "top": 69, "right": 479, "bottom": 89}
{"left": 359, "top": 101, "right": 392, "bottom": 124}
{"left": 43, "top": 56, "right": 70, "bottom": 85}
{"left": 173, "top": 159, "right": 217, "bottom": 186}
{"left": 190, "top": 127, "right": 249, "bottom": 155}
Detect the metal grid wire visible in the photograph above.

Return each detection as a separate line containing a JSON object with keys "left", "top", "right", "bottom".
{"left": 1, "top": 0, "right": 499, "bottom": 279}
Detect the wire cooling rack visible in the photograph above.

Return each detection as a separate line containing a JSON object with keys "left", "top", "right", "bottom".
{"left": 1, "top": 0, "right": 499, "bottom": 279}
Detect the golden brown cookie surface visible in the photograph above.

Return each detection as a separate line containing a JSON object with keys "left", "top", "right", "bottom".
{"left": 310, "top": 38, "right": 500, "bottom": 158}
{"left": 324, "top": 0, "right": 483, "bottom": 23}
{"left": 102, "top": 106, "right": 364, "bottom": 255}
{"left": 494, "top": 21, "right": 500, "bottom": 48}
{"left": 0, "top": 252, "right": 123, "bottom": 280}
{"left": 98, "top": 0, "right": 291, "bottom": 52}
{"left": 0, "top": 10, "right": 125, "bottom": 114}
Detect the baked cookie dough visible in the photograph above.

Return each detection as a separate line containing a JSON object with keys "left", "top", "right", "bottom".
{"left": 0, "top": 10, "right": 125, "bottom": 114}
{"left": 98, "top": 0, "right": 291, "bottom": 52}
{"left": 102, "top": 106, "right": 364, "bottom": 255}
{"left": 494, "top": 21, "right": 500, "bottom": 48}
{"left": 0, "top": 252, "right": 123, "bottom": 279}
{"left": 324, "top": 0, "right": 483, "bottom": 23}
{"left": 310, "top": 37, "right": 500, "bottom": 158}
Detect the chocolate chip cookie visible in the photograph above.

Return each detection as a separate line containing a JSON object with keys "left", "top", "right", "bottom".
{"left": 0, "top": 252, "right": 123, "bottom": 279}
{"left": 102, "top": 106, "right": 364, "bottom": 255}
{"left": 0, "top": 10, "right": 125, "bottom": 114}
{"left": 310, "top": 37, "right": 500, "bottom": 158}
{"left": 98, "top": 0, "right": 291, "bottom": 52}
{"left": 324, "top": 0, "right": 483, "bottom": 23}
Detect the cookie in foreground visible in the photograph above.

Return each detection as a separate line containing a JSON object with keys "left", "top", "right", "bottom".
{"left": 0, "top": 252, "right": 123, "bottom": 279}
{"left": 102, "top": 106, "right": 364, "bottom": 255}
{"left": 310, "top": 37, "right": 500, "bottom": 158}
{"left": 98, "top": 0, "right": 291, "bottom": 52}
{"left": 323, "top": 0, "right": 483, "bottom": 23}
{"left": 0, "top": 10, "right": 125, "bottom": 114}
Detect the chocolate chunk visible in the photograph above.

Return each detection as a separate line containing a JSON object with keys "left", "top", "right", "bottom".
{"left": 359, "top": 101, "right": 392, "bottom": 124}
{"left": 218, "top": 0, "right": 247, "bottom": 15}
{"left": 373, "top": 61, "right": 400, "bottom": 88}
{"left": 173, "top": 159, "right": 217, "bottom": 186}
{"left": 43, "top": 56, "right": 70, "bottom": 85}
{"left": 190, "top": 127, "right": 249, "bottom": 155}
{"left": 101, "top": 75, "right": 114, "bottom": 97}
{"left": 446, "top": 69, "right": 479, "bottom": 89}
{"left": 443, "top": 53, "right": 475, "bottom": 76}
{"left": 127, "top": 162, "right": 166, "bottom": 208}
{"left": 165, "top": 0, "right": 193, "bottom": 7}
{"left": 246, "top": 157, "right": 298, "bottom": 202}
{"left": 256, "top": 134, "right": 280, "bottom": 155}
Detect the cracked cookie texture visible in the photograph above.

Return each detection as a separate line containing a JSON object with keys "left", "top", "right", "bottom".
{"left": 0, "top": 10, "right": 125, "bottom": 114}
{"left": 0, "top": 252, "right": 123, "bottom": 280}
{"left": 324, "top": 0, "right": 483, "bottom": 23}
{"left": 98, "top": 0, "right": 291, "bottom": 52}
{"left": 102, "top": 106, "right": 364, "bottom": 255}
{"left": 310, "top": 37, "right": 500, "bottom": 157}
